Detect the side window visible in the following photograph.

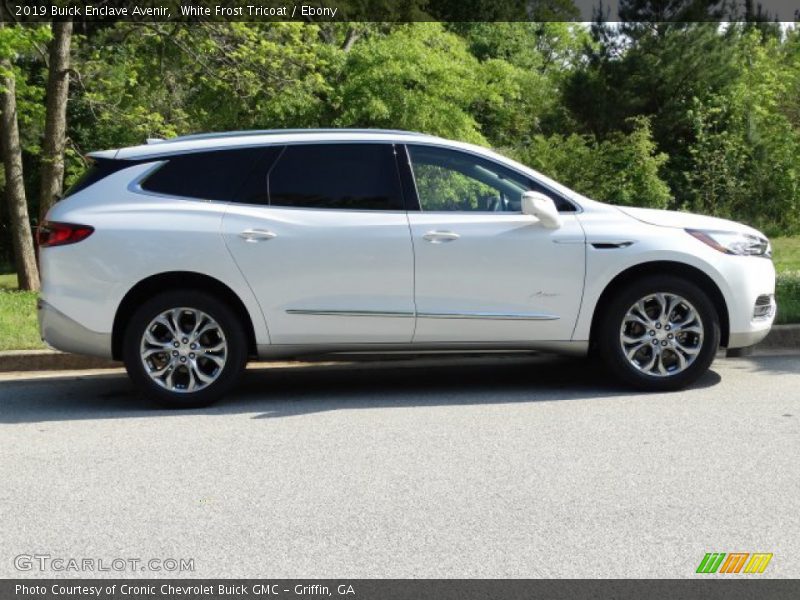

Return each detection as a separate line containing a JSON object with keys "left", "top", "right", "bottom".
{"left": 268, "top": 144, "right": 404, "bottom": 211}
{"left": 407, "top": 145, "right": 574, "bottom": 212}
{"left": 141, "top": 147, "right": 277, "bottom": 201}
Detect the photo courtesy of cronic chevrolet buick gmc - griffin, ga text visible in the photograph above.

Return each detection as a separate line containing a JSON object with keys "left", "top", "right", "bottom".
{"left": 36, "top": 129, "right": 776, "bottom": 407}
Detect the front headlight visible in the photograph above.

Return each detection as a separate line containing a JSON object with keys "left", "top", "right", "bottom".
{"left": 686, "top": 229, "right": 771, "bottom": 258}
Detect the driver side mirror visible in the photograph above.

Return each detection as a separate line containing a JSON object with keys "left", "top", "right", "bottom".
{"left": 521, "top": 191, "right": 562, "bottom": 229}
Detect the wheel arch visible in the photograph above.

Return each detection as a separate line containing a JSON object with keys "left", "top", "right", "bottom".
{"left": 112, "top": 271, "right": 258, "bottom": 361}
{"left": 589, "top": 261, "right": 730, "bottom": 350}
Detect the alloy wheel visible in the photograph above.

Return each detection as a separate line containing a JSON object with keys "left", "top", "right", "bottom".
{"left": 139, "top": 307, "right": 228, "bottom": 393}
{"left": 619, "top": 293, "right": 704, "bottom": 377}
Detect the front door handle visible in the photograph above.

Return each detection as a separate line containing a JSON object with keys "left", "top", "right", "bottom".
{"left": 423, "top": 230, "right": 460, "bottom": 244}
{"left": 239, "top": 228, "right": 277, "bottom": 243}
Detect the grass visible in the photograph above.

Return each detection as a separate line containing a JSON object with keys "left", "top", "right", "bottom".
{"left": 771, "top": 237, "right": 800, "bottom": 272}
{"left": 1, "top": 236, "right": 799, "bottom": 351}
{"left": 0, "top": 272, "right": 19, "bottom": 291}
{"left": 0, "top": 273, "right": 43, "bottom": 351}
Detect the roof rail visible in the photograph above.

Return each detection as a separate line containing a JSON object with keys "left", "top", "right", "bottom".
{"left": 164, "top": 128, "right": 435, "bottom": 143}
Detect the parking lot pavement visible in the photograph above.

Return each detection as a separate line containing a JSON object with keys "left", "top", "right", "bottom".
{"left": 0, "top": 352, "right": 798, "bottom": 579}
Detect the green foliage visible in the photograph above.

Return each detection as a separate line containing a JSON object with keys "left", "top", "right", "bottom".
{"left": 776, "top": 271, "right": 800, "bottom": 325}
{"left": 333, "top": 23, "right": 486, "bottom": 143}
{"left": 514, "top": 117, "right": 671, "bottom": 208}
{"left": 71, "top": 22, "right": 333, "bottom": 146}
{"left": 452, "top": 23, "right": 590, "bottom": 142}
{"left": 450, "top": 22, "right": 588, "bottom": 74}
{"left": 0, "top": 24, "right": 50, "bottom": 158}
{"left": 684, "top": 32, "right": 800, "bottom": 235}
{"left": 761, "top": 238, "right": 800, "bottom": 324}
{"left": 565, "top": 21, "right": 746, "bottom": 210}
{"left": 0, "top": 23, "right": 51, "bottom": 65}
{"left": 413, "top": 162, "right": 495, "bottom": 211}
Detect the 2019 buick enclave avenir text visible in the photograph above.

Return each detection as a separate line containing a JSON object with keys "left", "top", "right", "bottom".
{"left": 38, "top": 129, "right": 776, "bottom": 407}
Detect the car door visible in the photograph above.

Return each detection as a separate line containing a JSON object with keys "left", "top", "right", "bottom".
{"left": 404, "top": 144, "right": 586, "bottom": 343}
{"left": 222, "top": 143, "right": 415, "bottom": 344}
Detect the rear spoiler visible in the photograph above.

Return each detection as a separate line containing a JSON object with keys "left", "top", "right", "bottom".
{"left": 86, "top": 137, "right": 167, "bottom": 160}
{"left": 86, "top": 149, "right": 119, "bottom": 160}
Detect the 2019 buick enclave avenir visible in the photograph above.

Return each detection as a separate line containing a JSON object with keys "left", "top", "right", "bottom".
{"left": 38, "top": 129, "right": 776, "bottom": 407}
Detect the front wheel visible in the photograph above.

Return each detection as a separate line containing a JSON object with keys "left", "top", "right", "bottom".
{"left": 597, "top": 276, "right": 720, "bottom": 391}
{"left": 123, "top": 290, "right": 247, "bottom": 408}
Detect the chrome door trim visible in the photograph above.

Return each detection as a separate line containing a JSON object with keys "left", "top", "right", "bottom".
{"left": 286, "top": 309, "right": 559, "bottom": 321}
{"left": 286, "top": 309, "right": 414, "bottom": 318}
{"left": 418, "top": 311, "right": 559, "bottom": 321}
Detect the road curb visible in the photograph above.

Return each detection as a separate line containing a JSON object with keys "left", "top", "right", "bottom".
{"left": 1, "top": 324, "right": 798, "bottom": 373}
{"left": 0, "top": 350, "right": 119, "bottom": 373}
{"left": 755, "top": 323, "right": 800, "bottom": 349}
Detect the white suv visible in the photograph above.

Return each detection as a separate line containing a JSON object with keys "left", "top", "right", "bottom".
{"left": 38, "top": 129, "right": 776, "bottom": 407}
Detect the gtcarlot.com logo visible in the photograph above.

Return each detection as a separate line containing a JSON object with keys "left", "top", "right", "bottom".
{"left": 14, "top": 554, "right": 195, "bottom": 573}
{"left": 696, "top": 552, "right": 773, "bottom": 574}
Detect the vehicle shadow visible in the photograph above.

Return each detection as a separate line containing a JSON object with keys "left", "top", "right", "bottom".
{"left": 0, "top": 353, "right": 724, "bottom": 424}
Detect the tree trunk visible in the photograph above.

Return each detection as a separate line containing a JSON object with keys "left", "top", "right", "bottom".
{"left": 0, "top": 23, "right": 41, "bottom": 291}
{"left": 39, "top": 20, "right": 73, "bottom": 222}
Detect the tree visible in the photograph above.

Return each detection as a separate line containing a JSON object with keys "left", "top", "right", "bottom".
{"left": 39, "top": 20, "right": 73, "bottom": 222}
{"left": 684, "top": 31, "right": 800, "bottom": 234}
{"left": 564, "top": 9, "right": 743, "bottom": 204}
{"left": 0, "top": 22, "right": 40, "bottom": 291}
{"left": 69, "top": 22, "right": 332, "bottom": 146}
{"left": 450, "top": 22, "right": 591, "bottom": 144}
{"left": 333, "top": 24, "right": 486, "bottom": 142}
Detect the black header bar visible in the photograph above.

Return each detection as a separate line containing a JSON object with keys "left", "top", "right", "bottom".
{"left": 2, "top": 0, "right": 799, "bottom": 23}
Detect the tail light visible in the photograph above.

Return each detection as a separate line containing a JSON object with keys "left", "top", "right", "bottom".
{"left": 37, "top": 221, "right": 94, "bottom": 248}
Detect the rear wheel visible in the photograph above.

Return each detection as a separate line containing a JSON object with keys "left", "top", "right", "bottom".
{"left": 597, "top": 276, "right": 720, "bottom": 391}
{"left": 123, "top": 290, "right": 247, "bottom": 407}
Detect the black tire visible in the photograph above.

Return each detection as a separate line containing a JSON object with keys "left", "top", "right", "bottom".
{"left": 123, "top": 290, "right": 247, "bottom": 408}
{"left": 597, "top": 275, "right": 720, "bottom": 391}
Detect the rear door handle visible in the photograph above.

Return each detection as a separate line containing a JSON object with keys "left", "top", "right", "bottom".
{"left": 239, "top": 228, "right": 277, "bottom": 243}
{"left": 423, "top": 230, "right": 460, "bottom": 244}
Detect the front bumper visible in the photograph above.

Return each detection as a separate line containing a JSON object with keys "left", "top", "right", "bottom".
{"left": 714, "top": 251, "right": 776, "bottom": 349}
{"left": 728, "top": 325, "right": 772, "bottom": 348}
{"left": 38, "top": 299, "right": 113, "bottom": 358}
{"left": 725, "top": 291, "right": 776, "bottom": 349}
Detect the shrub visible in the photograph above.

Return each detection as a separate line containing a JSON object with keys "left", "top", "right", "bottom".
{"left": 776, "top": 271, "right": 800, "bottom": 325}
{"left": 510, "top": 117, "right": 671, "bottom": 209}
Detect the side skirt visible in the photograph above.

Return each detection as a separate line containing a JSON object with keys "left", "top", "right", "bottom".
{"left": 255, "top": 341, "right": 589, "bottom": 361}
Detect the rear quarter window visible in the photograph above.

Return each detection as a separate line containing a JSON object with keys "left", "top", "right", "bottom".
{"left": 63, "top": 158, "right": 132, "bottom": 198}
{"left": 140, "top": 147, "right": 279, "bottom": 201}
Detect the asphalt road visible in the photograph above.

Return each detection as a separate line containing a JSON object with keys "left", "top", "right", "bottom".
{"left": 1, "top": 352, "right": 798, "bottom": 579}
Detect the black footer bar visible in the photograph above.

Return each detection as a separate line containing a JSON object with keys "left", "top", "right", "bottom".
{"left": 3, "top": 579, "right": 799, "bottom": 600}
